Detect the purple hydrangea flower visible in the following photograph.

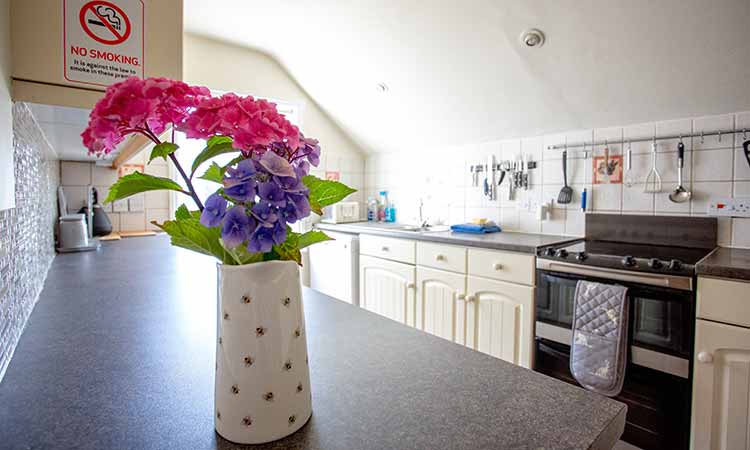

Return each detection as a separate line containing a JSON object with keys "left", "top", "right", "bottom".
{"left": 221, "top": 206, "right": 254, "bottom": 248}
{"left": 251, "top": 201, "right": 278, "bottom": 225}
{"left": 199, "top": 193, "right": 228, "bottom": 227}
{"left": 258, "top": 181, "right": 287, "bottom": 207}
{"left": 224, "top": 179, "right": 256, "bottom": 202}
{"left": 259, "top": 150, "right": 295, "bottom": 177}
{"left": 274, "top": 174, "right": 306, "bottom": 193}
{"left": 247, "top": 221, "right": 286, "bottom": 253}
{"left": 294, "top": 160, "right": 310, "bottom": 178}
{"left": 224, "top": 159, "right": 256, "bottom": 185}
{"left": 282, "top": 192, "right": 311, "bottom": 223}
{"left": 298, "top": 135, "right": 321, "bottom": 167}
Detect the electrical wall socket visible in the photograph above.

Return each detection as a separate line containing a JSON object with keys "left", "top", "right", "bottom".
{"left": 707, "top": 197, "right": 750, "bottom": 217}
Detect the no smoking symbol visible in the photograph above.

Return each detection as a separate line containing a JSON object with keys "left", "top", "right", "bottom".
{"left": 78, "top": 0, "right": 131, "bottom": 45}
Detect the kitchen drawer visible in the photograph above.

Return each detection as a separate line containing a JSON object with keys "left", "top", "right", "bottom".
{"left": 416, "top": 242, "right": 467, "bottom": 273}
{"left": 360, "top": 235, "right": 415, "bottom": 264}
{"left": 697, "top": 276, "right": 750, "bottom": 328}
{"left": 467, "top": 248, "right": 535, "bottom": 286}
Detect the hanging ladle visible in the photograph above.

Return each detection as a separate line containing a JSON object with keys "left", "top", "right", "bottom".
{"left": 669, "top": 141, "right": 691, "bottom": 203}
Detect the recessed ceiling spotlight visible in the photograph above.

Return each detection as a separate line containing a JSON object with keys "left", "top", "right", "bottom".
{"left": 520, "top": 29, "right": 545, "bottom": 48}
{"left": 376, "top": 82, "right": 389, "bottom": 93}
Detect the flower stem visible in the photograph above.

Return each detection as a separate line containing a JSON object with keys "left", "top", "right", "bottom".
{"left": 169, "top": 152, "right": 204, "bottom": 211}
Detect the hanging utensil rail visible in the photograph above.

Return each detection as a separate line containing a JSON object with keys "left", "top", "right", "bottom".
{"left": 545, "top": 128, "right": 741, "bottom": 151}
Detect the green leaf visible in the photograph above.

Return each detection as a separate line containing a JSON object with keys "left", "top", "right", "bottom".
{"left": 175, "top": 204, "right": 191, "bottom": 220}
{"left": 149, "top": 142, "right": 178, "bottom": 163}
{"left": 190, "top": 137, "right": 238, "bottom": 177}
{"left": 302, "top": 175, "right": 357, "bottom": 215}
{"left": 199, "top": 162, "right": 225, "bottom": 184}
{"left": 152, "top": 216, "right": 235, "bottom": 264}
{"left": 225, "top": 245, "right": 264, "bottom": 265}
{"left": 104, "top": 172, "right": 186, "bottom": 204}
{"left": 273, "top": 231, "right": 302, "bottom": 265}
{"left": 298, "top": 230, "right": 333, "bottom": 250}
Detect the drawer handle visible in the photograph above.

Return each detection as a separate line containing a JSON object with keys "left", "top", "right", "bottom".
{"left": 406, "top": 282, "right": 416, "bottom": 290}
{"left": 435, "top": 254, "right": 446, "bottom": 261}
{"left": 381, "top": 246, "right": 389, "bottom": 252}
{"left": 493, "top": 263, "right": 503, "bottom": 270}
{"left": 465, "top": 294, "right": 476, "bottom": 303}
{"left": 697, "top": 351, "right": 714, "bottom": 364}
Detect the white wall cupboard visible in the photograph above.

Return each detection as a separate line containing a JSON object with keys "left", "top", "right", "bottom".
{"left": 361, "top": 235, "right": 536, "bottom": 368}
{"left": 692, "top": 277, "right": 750, "bottom": 450}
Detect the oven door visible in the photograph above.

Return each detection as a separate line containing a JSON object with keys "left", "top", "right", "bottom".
{"left": 535, "top": 261, "right": 694, "bottom": 376}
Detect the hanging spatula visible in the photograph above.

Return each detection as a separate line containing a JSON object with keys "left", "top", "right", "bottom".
{"left": 557, "top": 150, "right": 573, "bottom": 204}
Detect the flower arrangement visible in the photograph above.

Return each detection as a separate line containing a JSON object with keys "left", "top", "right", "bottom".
{"left": 82, "top": 77, "right": 355, "bottom": 265}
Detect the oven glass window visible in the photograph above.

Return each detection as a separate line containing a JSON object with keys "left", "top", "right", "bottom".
{"left": 632, "top": 296, "right": 687, "bottom": 356}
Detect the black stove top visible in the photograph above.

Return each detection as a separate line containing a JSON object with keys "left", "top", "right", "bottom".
{"left": 537, "top": 239, "right": 714, "bottom": 276}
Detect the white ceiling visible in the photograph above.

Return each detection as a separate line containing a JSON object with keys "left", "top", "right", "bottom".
{"left": 184, "top": 0, "right": 750, "bottom": 154}
{"left": 28, "top": 103, "right": 116, "bottom": 162}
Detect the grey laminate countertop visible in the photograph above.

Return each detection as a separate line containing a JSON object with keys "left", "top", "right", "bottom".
{"left": 0, "top": 235, "right": 625, "bottom": 450}
{"left": 696, "top": 247, "right": 750, "bottom": 281}
{"left": 316, "top": 221, "right": 579, "bottom": 253}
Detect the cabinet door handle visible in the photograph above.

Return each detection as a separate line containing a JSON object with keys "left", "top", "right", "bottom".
{"left": 406, "top": 282, "right": 416, "bottom": 289}
{"left": 697, "top": 351, "right": 714, "bottom": 364}
{"left": 435, "top": 254, "right": 446, "bottom": 261}
{"left": 381, "top": 246, "right": 389, "bottom": 252}
{"left": 493, "top": 263, "right": 503, "bottom": 270}
{"left": 465, "top": 295, "right": 476, "bottom": 303}
{"left": 456, "top": 293, "right": 466, "bottom": 301}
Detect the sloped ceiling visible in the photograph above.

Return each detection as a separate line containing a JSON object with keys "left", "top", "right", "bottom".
{"left": 184, "top": 0, "right": 750, "bottom": 154}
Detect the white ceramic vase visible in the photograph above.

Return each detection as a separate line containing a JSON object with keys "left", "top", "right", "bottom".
{"left": 214, "top": 260, "right": 312, "bottom": 444}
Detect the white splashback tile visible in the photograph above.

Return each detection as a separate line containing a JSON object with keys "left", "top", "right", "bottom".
{"left": 731, "top": 218, "right": 750, "bottom": 248}
{"left": 718, "top": 217, "right": 732, "bottom": 247}
{"left": 694, "top": 114, "right": 735, "bottom": 150}
{"left": 366, "top": 109, "right": 750, "bottom": 246}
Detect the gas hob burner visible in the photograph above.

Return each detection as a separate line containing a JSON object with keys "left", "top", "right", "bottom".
{"left": 538, "top": 239, "right": 713, "bottom": 276}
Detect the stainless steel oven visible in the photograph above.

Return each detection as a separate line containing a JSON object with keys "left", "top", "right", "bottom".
{"left": 534, "top": 259, "right": 694, "bottom": 450}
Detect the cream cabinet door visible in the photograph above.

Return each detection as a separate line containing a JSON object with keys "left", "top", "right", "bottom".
{"left": 359, "top": 255, "right": 416, "bottom": 326}
{"left": 466, "top": 276, "right": 535, "bottom": 368}
{"left": 692, "top": 319, "right": 750, "bottom": 450}
{"left": 415, "top": 267, "right": 469, "bottom": 344}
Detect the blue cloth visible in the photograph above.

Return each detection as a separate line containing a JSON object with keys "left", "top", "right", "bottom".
{"left": 450, "top": 223, "right": 502, "bottom": 234}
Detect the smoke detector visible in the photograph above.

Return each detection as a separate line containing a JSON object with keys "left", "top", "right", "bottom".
{"left": 520, "top": 29, "right": 545, "bottom": 48}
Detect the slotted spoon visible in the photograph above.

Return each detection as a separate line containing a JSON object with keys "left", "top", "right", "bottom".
{"left": 644, "top": 142, "right": 662, "bottom": 193}
{"left": 557, "top": 150, "right": 573, "bottom": 204}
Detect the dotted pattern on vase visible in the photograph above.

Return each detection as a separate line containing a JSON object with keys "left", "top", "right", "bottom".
{"left": 0, "top": 103, "right": 59, "bottom": 383}
{"left": 216, "top": 288, "right": 310, "bottom": 440}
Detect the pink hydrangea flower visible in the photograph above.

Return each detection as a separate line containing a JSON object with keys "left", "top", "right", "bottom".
{"left": 178, "top": 93, "right": 300, "bottom": 156}
{"left": 81, "top": 77, "right": 211, "bottom": 155}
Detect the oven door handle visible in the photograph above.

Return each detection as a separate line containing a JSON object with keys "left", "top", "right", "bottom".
{"left": 538, "top": 260, "right": 693, "bottom": 291}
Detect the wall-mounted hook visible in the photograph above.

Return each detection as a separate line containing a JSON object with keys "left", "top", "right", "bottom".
{"left": 718, "top": 130, "right": 722, "bottom": 143}
{"left": 678, "top": 134, "right": 683, "bottom": 144}
{"left": 744, "top": 129, "right": 748, "bottom": 140}
{"left": 700, "top": 130, "right": 705, "bottom": 144}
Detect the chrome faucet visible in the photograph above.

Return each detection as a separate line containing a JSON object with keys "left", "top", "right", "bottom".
{"left": 418, "top": 198, "right": 428, "bottom": 228}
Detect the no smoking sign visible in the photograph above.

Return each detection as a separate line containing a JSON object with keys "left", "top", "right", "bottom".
{"left": 64, "top": 0, "right": 144, "bottom": 87}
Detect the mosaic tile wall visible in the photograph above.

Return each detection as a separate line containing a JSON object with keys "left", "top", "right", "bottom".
{"left": 0, "top": 103, "right": 59, "bottom": 382}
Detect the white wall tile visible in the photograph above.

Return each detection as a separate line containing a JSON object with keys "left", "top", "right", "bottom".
{"left": 591, "top": 184, "right": 622, "bottom": 212}
{"left": 60, "top": 161, "right": 91, "bottom": 186}
{"left": 499, "top": 207, "right": 519, "bottom": 231}
{"left": 692, "top": 149, "right": 733, "bottom": 182}
{"left": 565, "top": 210, "right": 585, "bottom": 236}
{"left": 520, "top": 137, "right": 542, "bottom": 163}
{"left": 541, "top": 208, "right": 566, "bottom": 235}
{"left": 120, "top": 212, "right": 146, "bottom": 232}
{"left": 623, "top": 122, "right": 656, "bottom": 154}
{"left": 731, "top": 218, "right": 750, "bottom": 248}
{"left": 91, "top": 165, "right": 118, "bottom": 186}
{"left": 144, "top": 164, "right": 169, "bottom": 178}
{"left": 145, "top": 191, "right": 170, "bottom": 209}
{"left": 519, "top": 210, "right": 541, "bottom": 233}
{"left": 146, "top": 209, "right": 170, "bottom": 230}
{"left": 108, "top": 213, "right": 120, "bottom": 233}
{"left": 656, "top": 150, "right": 692, "bottom": 183}
{"left": 622, "top": 183, "right": 654, "bottom": 213}
{"left": 693, "top": 114, "right": 734, "bottom": 150}
{"left": 655, "top": 193, "right": 690, "bottom": 215}
{"left": 734, "top": 181, "right": 750, "bottom": 197}
{"left": 691, "top": 182, "right": 732, "bottom": 215}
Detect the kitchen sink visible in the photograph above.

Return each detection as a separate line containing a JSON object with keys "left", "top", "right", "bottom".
{"left": 395, "top": 225, "right": 451, "bottom": 233}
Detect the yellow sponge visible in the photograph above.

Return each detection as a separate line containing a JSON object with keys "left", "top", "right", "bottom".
{"left": 470, "top": 218, "right": 489, "bottom": 225}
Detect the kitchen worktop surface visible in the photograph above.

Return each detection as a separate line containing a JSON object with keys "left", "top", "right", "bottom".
{"left": 0, "top": 235, "right": 625, "bottom": 450}
{"left": 316, "top": 221, "right": 579, "bottom": 253}
{"left": 696, "top": 246, "right": 750, "bottom": 281}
